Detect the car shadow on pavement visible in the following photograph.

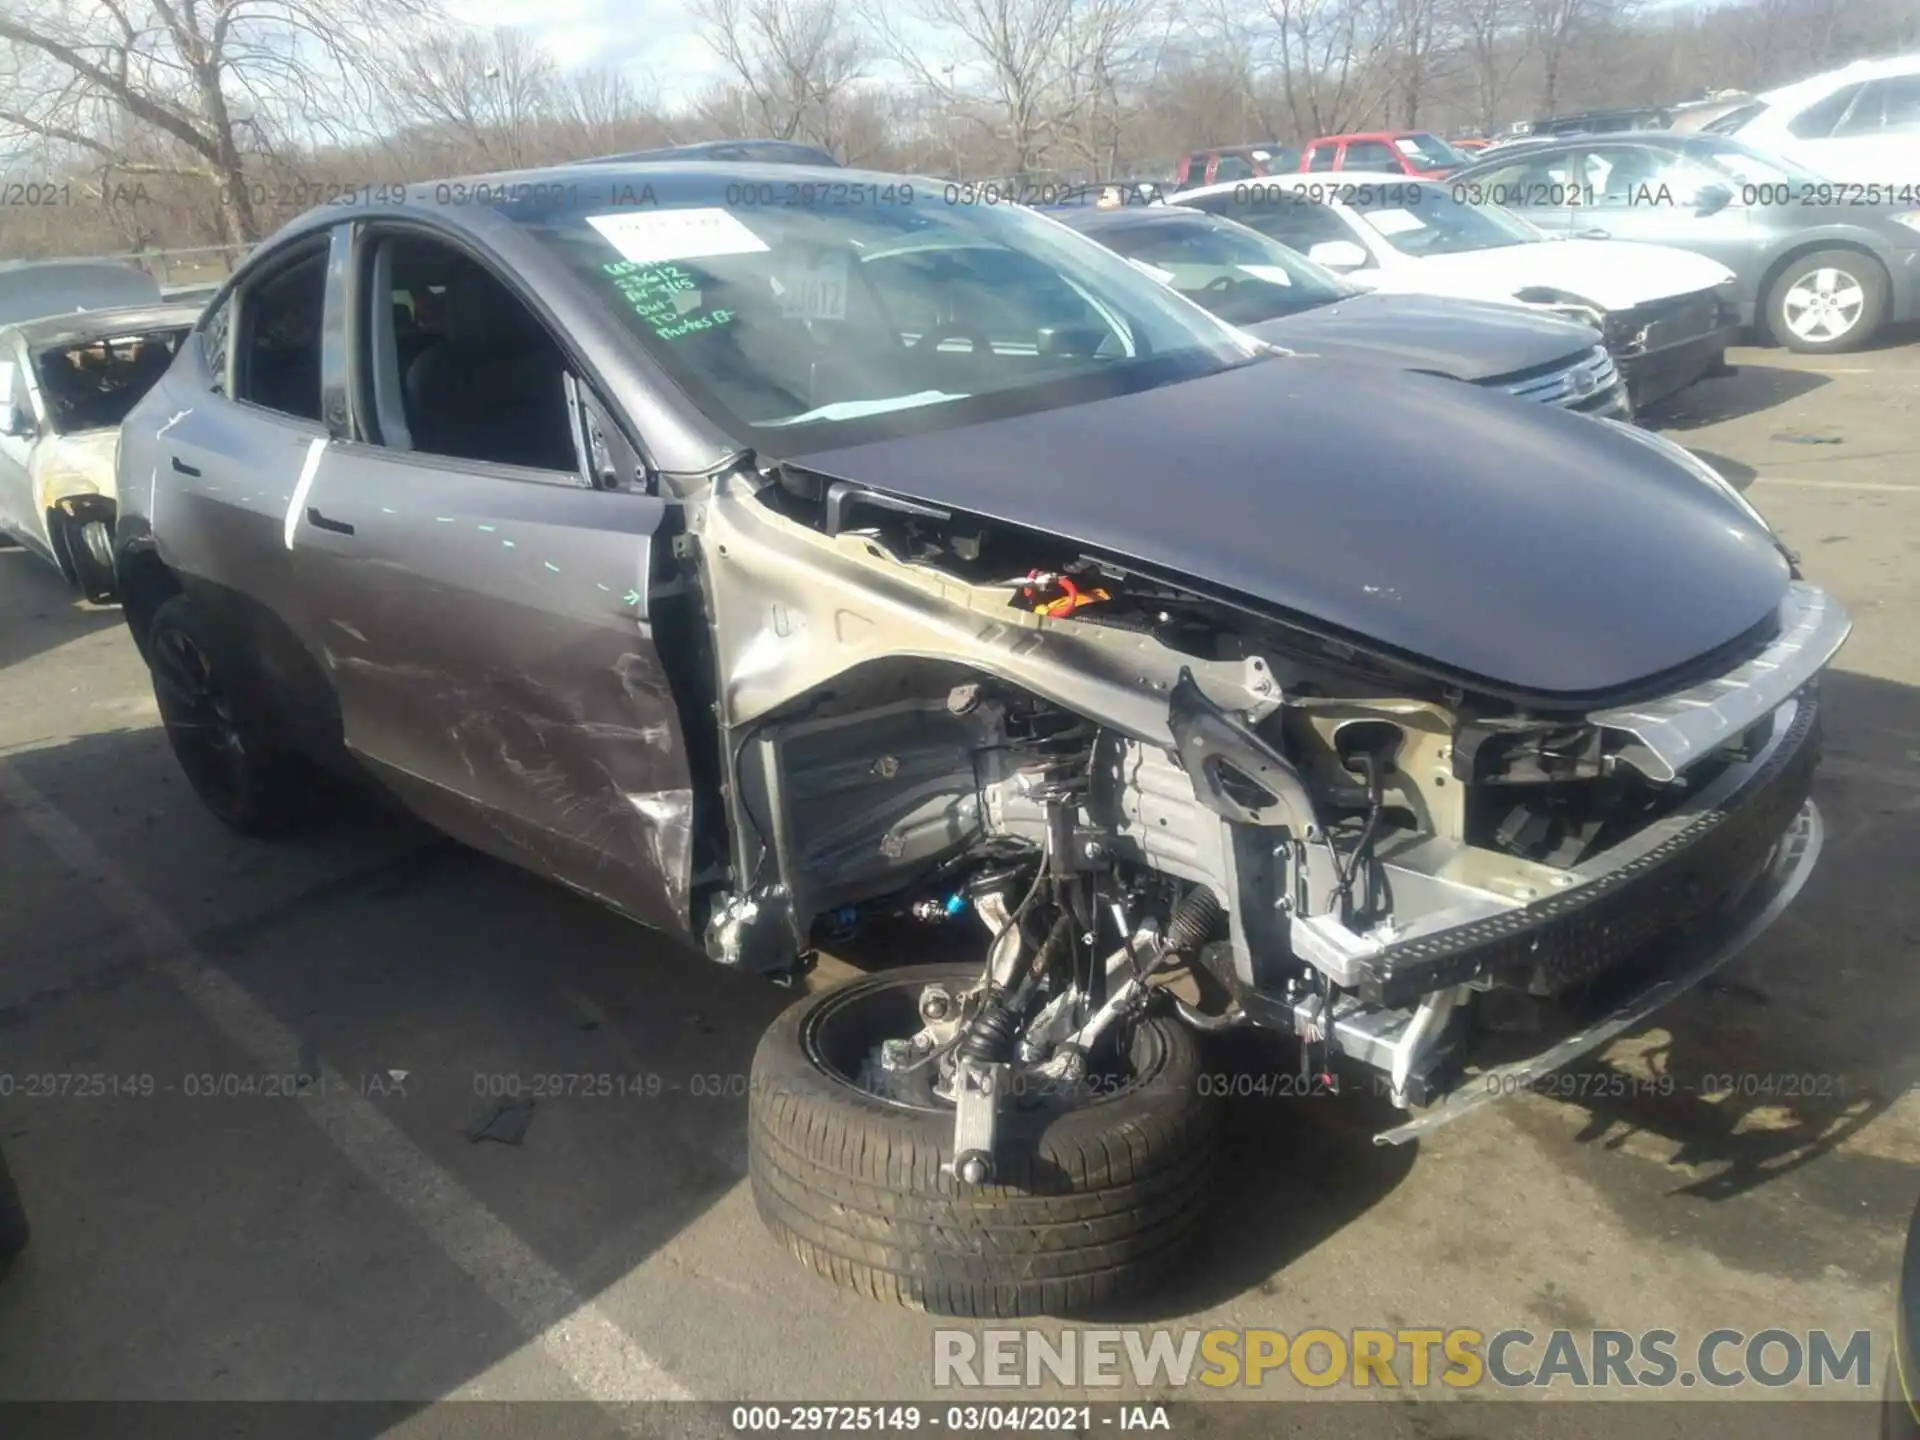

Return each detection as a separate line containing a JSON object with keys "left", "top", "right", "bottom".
{"left": 0, "top": 552, "right": 123, "bottom": 673}
{"left": 0, "top": 721, "right": 796, "bottom": 1407}
{"left": 1499, "top": 666, "right": 1920, "bottom": 1285}
{"left": 1646, "top": 363, "right": 1829, "bottom": 432}
{"left": 1083, "top": 1025, "right": 1419, "bottom": 1322}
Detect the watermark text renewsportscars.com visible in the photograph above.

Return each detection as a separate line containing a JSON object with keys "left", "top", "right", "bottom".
{"left": 933, "top": 1326, "right": 1876, "bottom": 1391}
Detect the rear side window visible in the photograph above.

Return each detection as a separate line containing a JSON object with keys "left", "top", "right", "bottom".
{"left": 236, "top": 249, "right": 326, "bottom": 423}
{"left": 1787, "top": 83, "right": 1864, "bottom": 139}
{"left": 1305, "top": 146, "right": 1338, "bottom": 172}
{"left": 1881, "top": 75, "right": 1920, "bottom": 133}
{"left": 1343, "top": 141, "right": 1400, "bottom": 170}
{"left": 1212, "top": 153, "right": 1255, "bottom": 182}
{"left": 201, "top": 295, "right": 232, "bottom": 395}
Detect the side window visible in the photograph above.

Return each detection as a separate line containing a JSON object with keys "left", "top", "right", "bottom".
{"left": 1881, "top": 75, "right": 1920, "bottom": 133}
{"left": 1344, "top": 141, "right": 1398, "bottom": 170}
{"left": 1582, "top": 146, "right": 1665, "bottom": 205}
{"left": 363, "top": 235, "right": 580, "bottom": 474}
{"left": 1469, "top": 154, "right": 1571, "bottom": 203}
{"left": 1787, "top": 82, "right": 1864, "bottom": 139}
{"left": 1305, "top": 145, "right": 1338, "bottom": 172}
{"left": 235, "top": 248, "right": 326, "bottom": 422}
{"left": 1212, "top": 153, "right": 1255, "bottom": 182}
{"left": 201, "top": 294, "right": 232, "bottom": 395}
{"left": 1831, "top": 81, "right": 1884, "bottom": 137}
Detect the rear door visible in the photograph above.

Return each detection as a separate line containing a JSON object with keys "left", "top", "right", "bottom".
{"left": 284, "top": 223, "right": 693, "bottom": 932}
{"left": 1565, "top": 144, "right": 1753, "bottom": 280}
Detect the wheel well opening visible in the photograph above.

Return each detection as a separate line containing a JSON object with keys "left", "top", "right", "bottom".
{"left": 118, "top": 550, "right": 181, "bottom": 657}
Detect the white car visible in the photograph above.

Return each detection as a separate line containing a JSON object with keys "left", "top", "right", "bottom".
{"left": 1710, "top": 54, "right": 1920, "bottom": 187}
{"left": 0, "top": 304, "right": 200, "bottom": 600}
{"left": 1173, "top": 174, "right": 1740, "bottom": 409}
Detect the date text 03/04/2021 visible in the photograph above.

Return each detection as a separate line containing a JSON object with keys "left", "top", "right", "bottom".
{"left": 729, "top": 1405, "right": 1172, "bottom": 1432}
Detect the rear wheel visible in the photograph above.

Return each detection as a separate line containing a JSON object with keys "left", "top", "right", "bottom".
{"left": 748, "top": 963, "right": 1221, "bottom": 1317}
{"left": 145, "top": 596, "right": 321, "bottom": 836}
{"left": 1767, "top": 250, "right": 1888, "bottom": 354}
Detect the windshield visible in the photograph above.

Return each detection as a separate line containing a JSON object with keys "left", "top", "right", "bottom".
{"left": 1686, "top": 136, "right": 1825, "bottom": 187}
{"left": 509, "top": 179, "right": 1256, "bottom": 450}
{"left": 1395, "top": 133, "right": 1468, "bottom": 169}
{"left": 34, "top": 327, "right": 189, "bottom": 434}
{"left": 1085, "top": 211, "right": 1355, "bottom": 324}
{"left": 1344, "top": 185, "right": 1540, "bottom": 256}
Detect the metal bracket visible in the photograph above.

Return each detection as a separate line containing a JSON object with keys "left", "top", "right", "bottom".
{"left": 946, "top": 1058, "right": 1002, "bottom": 1185}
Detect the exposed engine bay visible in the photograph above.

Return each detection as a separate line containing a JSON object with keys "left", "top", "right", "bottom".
{"left": 682, "top": 460, "right": 1847, "bottom": 1164}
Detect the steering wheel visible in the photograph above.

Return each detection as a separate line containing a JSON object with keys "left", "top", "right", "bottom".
{"left": 1204, "top": 275, "right": 1238, "bottom": 293}
{"left": 913, "top": 322, "right": 995, "bottom": 360}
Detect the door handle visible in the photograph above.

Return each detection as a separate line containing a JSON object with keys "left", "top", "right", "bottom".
{"left": 1575, "top": 227, "right": 1611, "bottom": 239}
{"left": 170, "top": 456, "right": 201, "bottom": 476}
{"left": 306, "top": 507, "right": 355, "bottom": 536}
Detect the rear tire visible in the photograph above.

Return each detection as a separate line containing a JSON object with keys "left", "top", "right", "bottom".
{"left": 1766, "top": 249, "right": 1888, "bottom": 354}
{"left": 145, "top": 595, "right": 323, "bottom": 836}
{"left": 748, "top": 963, "right": 1221, "bottom": 1317}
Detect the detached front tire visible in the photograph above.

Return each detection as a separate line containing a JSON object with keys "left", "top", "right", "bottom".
{"left": 748, "top": 963, "right": 1220, "bottom": 1317}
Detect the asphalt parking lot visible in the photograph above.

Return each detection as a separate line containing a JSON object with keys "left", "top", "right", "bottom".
{"left": 0, "top": 342, "right": 1915, "bottom": 1428}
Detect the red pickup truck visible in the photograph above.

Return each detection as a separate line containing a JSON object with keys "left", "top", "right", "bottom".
{"left": 1297, "top": 130, "right": 1473, "bottom": 178}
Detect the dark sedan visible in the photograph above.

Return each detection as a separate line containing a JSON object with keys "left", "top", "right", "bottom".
{"left": 1056, "top": 204, "right": 1629, "bottom": 416}
{"left": 1452, "top": 132, "right": 1920, "bottom": 352}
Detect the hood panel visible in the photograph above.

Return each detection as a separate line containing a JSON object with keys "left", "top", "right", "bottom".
{"left": 1250, "top": 292, "right": 1598, "bottom": 381}
{"left": 788, "top": 358, "right": 1790, "bottom": 699}
{"left": 1368, "top": 239, "right": 1733, "bottom": 309}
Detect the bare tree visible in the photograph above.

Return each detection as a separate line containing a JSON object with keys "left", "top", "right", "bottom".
{"left": 0, "top": 0, "right": 431, "bottom": 243}
{"left": 1055, "top": 0, "right": 1168, "bottom": 177}
{"left": 1214, "top": 0, "right": 1395, "bottom": 140}
{"left": 1452, "top": 0, "right": 1526, "bottom": 131}
{"left": 692, "top": 0, "right": 868, "bottom": 150}
{"left": 1525, "top": 0, "right": 1592, "bottom": 118}
{"left": 382, "top": 28, "right": 557, "bottom": 171}
{"left": 863, "top": 0, "right": 1074, "bottom": 180}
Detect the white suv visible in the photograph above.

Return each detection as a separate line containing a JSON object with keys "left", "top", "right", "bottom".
{"left": 1714, "top": 54, "right": 1920, "bottom": 186}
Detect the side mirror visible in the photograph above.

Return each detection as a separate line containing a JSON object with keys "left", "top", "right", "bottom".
{"left": 0, "top": 405, "right": 34, "bottom": 439}
{"left": 1693, "top": 182, "right": 1734, "bottom": 216}
{"left": 1306, "top": 240, "right": 1370, "bottom": 271}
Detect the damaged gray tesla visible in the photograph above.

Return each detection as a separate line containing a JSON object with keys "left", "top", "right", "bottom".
{"left": 113, "top": 164, "right": 1849, "bottom": 1317}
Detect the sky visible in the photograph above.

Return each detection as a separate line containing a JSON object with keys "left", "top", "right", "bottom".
{"left": 442, "top": 0, "right": 730, "bottom": 105}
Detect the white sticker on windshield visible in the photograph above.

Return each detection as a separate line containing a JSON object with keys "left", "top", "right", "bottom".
{"left": 586, "top": 208, "right": 768, "bottom": 264}
{"left": 1366, "top": 207, "right": 1426, "bottom": 236}
{"left": 1394, "top": 138, "right": 1422, "bottom": 155}
{"left": 1236, "top": 264, "right": 1294, "bottom": 286}
{"left": 1125, "top": 257, "right": 1176, "bottom": 285}
{"left": 779, "top": 252, "right": 850, "bottom": 321}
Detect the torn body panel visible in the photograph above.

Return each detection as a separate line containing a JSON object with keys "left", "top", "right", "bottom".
{"left": 284, "top": 453, "right": 696, "bottom": 935}
{"left": 686, "top": 462, "right": 1848, "bottom": 1139}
